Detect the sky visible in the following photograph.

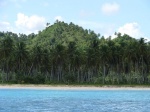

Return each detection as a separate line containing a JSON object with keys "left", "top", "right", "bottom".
{"left": 0, "top": 0, "right": 150, "bottom": 39}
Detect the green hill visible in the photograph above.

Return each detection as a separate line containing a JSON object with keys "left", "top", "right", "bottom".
{"left": 31, "top": 21, "right": 99, "bottom": 48}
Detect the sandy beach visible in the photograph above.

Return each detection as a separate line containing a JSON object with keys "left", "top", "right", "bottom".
{"left": 0, "top": 84, "right": 150, "bottom": 90}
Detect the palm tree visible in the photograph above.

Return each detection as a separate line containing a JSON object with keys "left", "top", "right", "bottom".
{"left": 31, "top": 45, "right": 43, "bottom": 74}
{"left": 0, "top": 36, "right": 14, "bottom": 81}
{"left": 138, "top": 38, "right": 147, "bottom": 83}
{"left": 99, "top": 42, "right": 111, "bottom": 84}
{"left": 67, "top": 41, "right": 76, "bottom": 73}
{"left": 51, "top": 44, "right": 67, "bottom": 82}
{"left": 87, "top": 38, "right": 100, "bottom": 82}
{"left": 41, "top": 49, "right": 50, "bottom": 76}
{"left": 13, "top": 41, "right": 28, "bottom": 74}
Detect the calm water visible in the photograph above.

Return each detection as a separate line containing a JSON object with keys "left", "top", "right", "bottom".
{"left": 0, "top": 89, "right": 150, "bottom": 112}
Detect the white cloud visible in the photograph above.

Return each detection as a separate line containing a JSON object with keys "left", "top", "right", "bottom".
{"left": 54, "top": 16, "right": 63, "bottom": 21}
{"left": 0, "top": 21, "right": 13, "bottom": 32}
{"left": 106, "top": 22, "right": 147, "bottom": 40}
{"left": 15, "top": 13, "right": 46, "bottom": 34}
{"left": 76, "top": 21, "right": 146, "bottom": 40}
{"left": 101, "top": 2, "right": 120, "bottom": 15}
{"left": 118, "top": 22, "right": 142, "bottom": 38}
{"left": 78, "top": 21, "right": 116, "bottom": 37}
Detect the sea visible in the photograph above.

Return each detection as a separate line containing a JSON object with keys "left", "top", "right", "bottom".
{"left": 0, "top": 89, "right": 150, "bottom": 112}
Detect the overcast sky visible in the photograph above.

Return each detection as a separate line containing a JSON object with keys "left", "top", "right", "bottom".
{"left": 0, "top": 0, "right": 150, "bottom": 39}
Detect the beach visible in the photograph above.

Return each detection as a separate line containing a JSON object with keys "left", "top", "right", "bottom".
{"left": 0, "top": 84, "right": 150, "bottom": 90}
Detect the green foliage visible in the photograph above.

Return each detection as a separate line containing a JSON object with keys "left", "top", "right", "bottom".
{"left": 64, "top": 73, "right": 76, "bottom": 84}
{"left": 16, "top": 73, "right": 45, "bottom": 84}
{"left": 0, "top": 22, "right": 150, "bottom": 85}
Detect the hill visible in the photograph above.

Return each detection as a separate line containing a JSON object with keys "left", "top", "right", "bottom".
{"left": 31, "top": 21, "right": 99, "bottom": 48}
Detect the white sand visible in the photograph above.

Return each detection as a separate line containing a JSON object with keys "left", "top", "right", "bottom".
{"left": 0, "top": 84, "right": 150, "bottom": 90}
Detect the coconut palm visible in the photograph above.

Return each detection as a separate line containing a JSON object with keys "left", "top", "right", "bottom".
{"left": 0, "top": 36, "right": 14, "bottom": 81}
{"left": 14, "top": 41, "right": 28, "bottom": 73}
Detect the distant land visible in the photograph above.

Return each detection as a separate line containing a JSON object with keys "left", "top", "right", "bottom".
{"left": 0, "top": 21, "right": 150, "bottom": 85}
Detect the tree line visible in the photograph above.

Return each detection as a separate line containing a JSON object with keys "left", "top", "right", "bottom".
{"left": 0, "top": 21, "right": 150, "bottom": 84}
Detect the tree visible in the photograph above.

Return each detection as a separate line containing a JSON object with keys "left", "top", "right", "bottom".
{"left": 50, "top": 44, "right": 67, "bottom": 82}
{"left": 138, "top": 38, "right": 147, "bottom": 83}
{"left": 99, "top": 42, "right": 111, "bottom": 84}
{"left": 0, "top": 36, "right": 14, "bottom": 81}
{"left": 14, "top": 41, "right": 28, "bottom": 73}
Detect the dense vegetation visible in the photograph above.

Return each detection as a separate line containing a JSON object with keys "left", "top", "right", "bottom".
{"left": 0, "top": 21, "right": 150, "bottom": 84}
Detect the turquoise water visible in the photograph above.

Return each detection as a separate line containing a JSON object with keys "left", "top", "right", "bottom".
{"left": 0, "top": 89, "right": 150, "bottom": 112}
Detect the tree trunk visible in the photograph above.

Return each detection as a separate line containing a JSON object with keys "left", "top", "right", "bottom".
{"left": 50, "top": 65, "right": 54, "bottom": 81}
{"left": 103, "top": 64, "right": 106, "bottom": 84}
{"left": 77, "top": 69, "right": 80, "bottom": 83}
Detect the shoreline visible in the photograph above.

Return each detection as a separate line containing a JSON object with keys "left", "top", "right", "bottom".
{"left": 0, "top": 84, "right": 150, "bottom": 90}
